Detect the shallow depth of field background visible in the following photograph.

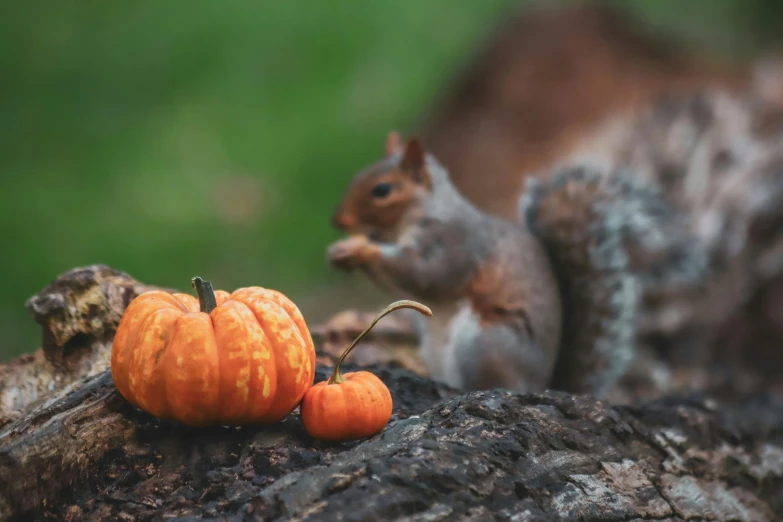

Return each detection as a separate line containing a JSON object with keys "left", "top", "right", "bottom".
{"left": 1, "top": 0, "right": 781, "bottom": 360}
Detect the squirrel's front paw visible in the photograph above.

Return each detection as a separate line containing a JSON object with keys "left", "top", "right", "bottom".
{"left": 327, "top": 236, "right": 379, "bottom": 271}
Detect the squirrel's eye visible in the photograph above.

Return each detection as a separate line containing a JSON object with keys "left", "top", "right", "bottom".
{"left": 371, "top": 182, "right": 392, "bottom": 199}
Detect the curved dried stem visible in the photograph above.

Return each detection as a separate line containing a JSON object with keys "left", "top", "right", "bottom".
{"left": 328, "top": 300, "right": 432, "bottom": 384}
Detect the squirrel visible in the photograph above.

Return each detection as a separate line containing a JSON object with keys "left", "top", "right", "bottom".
{"left": 326, "top": 131, "right": 705, "bottom": 397}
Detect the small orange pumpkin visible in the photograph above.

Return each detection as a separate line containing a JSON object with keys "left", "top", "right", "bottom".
{"left": 300, "top": 300, "right": 432, "bottom": 441}
{"left": 111, "top": 277, "right": 316, "bottom": 426}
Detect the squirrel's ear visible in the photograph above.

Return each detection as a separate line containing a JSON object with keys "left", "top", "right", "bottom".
{"left": 385, "top": 131, "right": 404, "bottom": 156}
{"left": 401, "top": 137, "right": 425, "bottom": 170}
{"left": 400, "top": 137, "right": 432, "bottom": 188}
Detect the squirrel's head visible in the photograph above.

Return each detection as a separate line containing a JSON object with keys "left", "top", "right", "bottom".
{"left": 331, "top": 131, "right": 434, "bottom": 240}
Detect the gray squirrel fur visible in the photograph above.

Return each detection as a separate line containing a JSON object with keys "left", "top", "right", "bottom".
{"left": 328, "top": 136, "right": 707, "bottom": 397}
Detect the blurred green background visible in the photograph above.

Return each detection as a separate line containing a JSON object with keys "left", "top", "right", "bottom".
{"left": 1, "top": 0, "right": 781, "bottom": 360}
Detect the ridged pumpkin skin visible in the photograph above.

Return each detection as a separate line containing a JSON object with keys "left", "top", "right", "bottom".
{"left": 111, "top": 286, "right": 316, "bottom": 426}
{"left": 300, "top": 371, "right": 393, "bottom": 441}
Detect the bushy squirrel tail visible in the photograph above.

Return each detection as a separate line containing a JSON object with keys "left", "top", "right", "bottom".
{"left": 520, "top": 166, "right": 708, "bottom": 396}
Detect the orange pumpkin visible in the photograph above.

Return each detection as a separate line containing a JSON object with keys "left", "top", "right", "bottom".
{"left": 111, "top": 277, "right": 316, "bottom": 426}
{"left": 300, "top": 300, "right": 432, "bottom": 441}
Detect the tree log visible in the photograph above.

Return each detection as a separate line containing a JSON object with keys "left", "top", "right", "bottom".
{"left": 1, "top": 365, "right": 782, "bottom": 521}
{"left": 2, "top": 266, "right": 783, "bottom": 521}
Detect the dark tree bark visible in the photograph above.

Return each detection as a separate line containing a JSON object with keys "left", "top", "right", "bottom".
{"left": 1, "top": 365, "right": 782, "bottom": 521}
{"left": 1, "top": 265, "right": 782, "bottom": 521}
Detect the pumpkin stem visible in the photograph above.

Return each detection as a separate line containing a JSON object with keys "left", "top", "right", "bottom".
{"left": 191, "top": 277, "right": 217, "bottom": 314}
{"left": 327, "top": 300, "right": 432, "bottom": 385}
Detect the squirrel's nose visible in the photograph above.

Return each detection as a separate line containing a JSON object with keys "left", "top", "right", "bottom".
{"left": 331, "top": 209, "right": 352, "bottom": 231}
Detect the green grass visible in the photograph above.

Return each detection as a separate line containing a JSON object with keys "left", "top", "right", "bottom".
{"left": 0, "top": 0, "right": 519, "bottom": 358}
{"left": 0, "top": 0, "right": 776, "bottom": 359}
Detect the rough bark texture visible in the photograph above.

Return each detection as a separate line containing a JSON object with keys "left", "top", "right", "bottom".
{"left": 1, "top": 265, "right": 783, "bottom": 521}
{"left": 2, "top": 364, "right": 783, "bottom": 521}
{"left": 0, "top": 365, "right": 457, "bottom": 521}
{"left": 0, "top": 265, "right": 435, "bottom": 521}
{"left": 0, "top": 265, "right": 161, "bottom": 428}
